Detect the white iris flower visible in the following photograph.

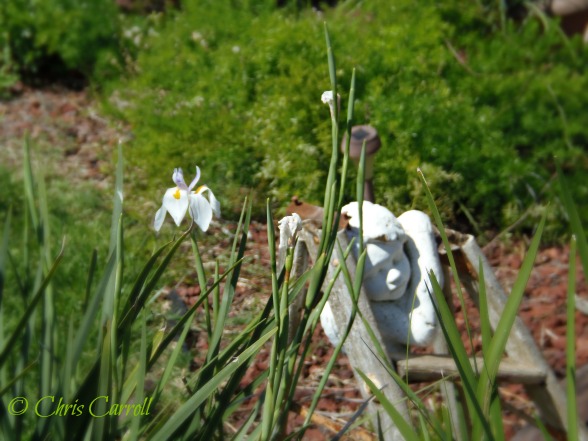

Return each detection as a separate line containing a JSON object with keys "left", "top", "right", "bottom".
{"left": 154, "top": 166, "right": 220, "bottom": 232}
{"left": 321, "top": 90, "right": 340, "bottom": 120}
{"left": 321, "top": 90, "right": 334, "bottom": 106}
{"left": 278, "top": 213, "right": 302, "bottom": 248}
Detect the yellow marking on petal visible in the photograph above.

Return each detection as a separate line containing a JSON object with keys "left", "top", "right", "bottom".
{"left": 194, "top": 185, "right": 206, "bottom": 194}
{"left": 173, "top": 188, "right": 181, "bottom": 199}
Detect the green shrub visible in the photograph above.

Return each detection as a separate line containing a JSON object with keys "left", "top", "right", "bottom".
{"left": 108, "top": 0, "right": 588, "bottom": 239}
{"left": 0, "top": 0, "right": 125, "bottom": 86}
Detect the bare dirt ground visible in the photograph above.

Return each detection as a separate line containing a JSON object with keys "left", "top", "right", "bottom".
{"left": 2, "top": 86, "right": 587, "bottom": 440}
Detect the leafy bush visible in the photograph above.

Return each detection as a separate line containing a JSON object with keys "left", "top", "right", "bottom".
{"left": 0, "top": 0, "right": 126, "bottom": 87}
{"left": 108, "top": 0, "right": 588, "bottom": 239}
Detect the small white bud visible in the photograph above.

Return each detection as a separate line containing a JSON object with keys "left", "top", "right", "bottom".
{"left": 278, "top": 213, "right": 302, "bottom": 248}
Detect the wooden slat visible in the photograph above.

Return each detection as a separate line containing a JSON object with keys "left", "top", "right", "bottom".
{"left": 395, "top": 354, "right": 546, "bottom": 384}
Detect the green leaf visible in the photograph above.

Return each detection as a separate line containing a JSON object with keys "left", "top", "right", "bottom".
{"left": 109, "top": 142, "right": 124, "bottom": 256}
{"left": 92, "top": 322, "right": 113, "bottom": 441}
{"left": 149, "top": 327, "right": 277, "bottom": 441}
{"left": 418, "top": 170, "right": 477, "bottom": 365}
{"left": 478, "top": 261, "right": 504, "bottom": 439}
{"left": 72, "top": 251, "right": 116, "bottom": 368}
{"left": 566, "top": 236, "right": 578, "bottom": 441}
{"left": 428, "top": 272, "right": 493, "bottom": 439}
{"left": 480, "top": 213, "right": 545, "bottom": 390}
{"left": 557, "top": 162, "right": 588, "bottom": 286}
{"left": 127, "top": 313, "right": 148, "bottom": 441}
{"left": 357, "top": 369, "right": 420, "bottom": 441}
{"left": 0, "top": 206, "right": 11, "bottom": 299}
{"left": 0, "top": 241, "right": 64, "bottom": 368}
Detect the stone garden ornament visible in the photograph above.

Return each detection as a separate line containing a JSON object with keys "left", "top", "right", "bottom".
{"left": 321, "top": 201, "right": 444, "bottom": 354}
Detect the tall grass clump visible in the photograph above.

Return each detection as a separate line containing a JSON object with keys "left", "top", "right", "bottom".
{"left": 0, "top": 25, "right": 373, "bottom": 440}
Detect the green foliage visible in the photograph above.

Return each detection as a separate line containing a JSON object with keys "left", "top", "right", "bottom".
{"left": 0, "top": 32, "right": 18, "bottom": 94}
{"left": 0, "top": 0, "right": 124, "bottom": 86}
{"left": 107, "top": 0, "right": 588, "bottom": 239}
{"left": 2, "top": 28, "right": 586, "bottom": 439}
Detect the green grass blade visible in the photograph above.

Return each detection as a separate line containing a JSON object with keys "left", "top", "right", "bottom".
{"left": 267, "top": 198, "right": 279, "bottom": 324}
{"left": 22, "top": 136, "right": 39, "bottom": 231}
{"left": 205, "top": 198, "right": 251, "bottom": 369}
{"left": 146, "top": 255, "right": 245, "bottom": 372}
{"left": 110, "top": 214, "right": 124, "bottom": 401}
{"left": 556, "top": 162, "right": 588, "bottom": 279}
{"left": 356, "top": 141, "right": 366, "bottom": 253}
{"left": 152, "top": 308, "right": 197, "bottom": 403}
{"left": 92, "top": 322, "right": 112, "bottom": 441}
{"left": 118, "top": 236, "right": 181, "bottom": 330}
{"left": 428, "top": 272, "right": 495, "bottom": 438}
{"left": 0, "top": 359, "right": 36, "bottom": 398}
{"left": 36, "top": 173, "right": 55, "bottom": 441}
{"left": 567, "top": 236, "right": 578, "bottom": 441}
{"left": 418, "top": 169, "right": 477, "bottom": 364}
{"left": 321, "top": 23, "right": 339, "bottom": 250}
{"left": 62, "top": 318, "right": 75, "bottom": 401}
{"left": 0, "top": 207, "right": 11, "bottom": 391}
{"left": 478, "top": 261, "right": 492, "bottom": 357}
{"left": 0, "top": 241, "right": 64, "bottom": 367}
{"left": 428, "top": 272, "right": 477, "bottom": 396}
{"left": 365, "top": 342, "right": 450, "bottom": 440}
{"left": 535, "top": 416, "right": 556, "bottom": 441}
{"left": 478, "top": 261, "right": 504, "bottom": 439}
{"left": 193, "top": 301, "right": 276, "bottom": 439}
{"left": 72, "top": 251, "right": 116, "bottom": 367}
{"left": 325, "top": 23, "right": 337, "bottom": 117}
{"left": 419, "top": 412, "right": 431, "bottom": 441}
{"left": 337, "top": 68, "right": 355, "bottom": 209}
{"left": 119, "top": 228, "right": 191, "bottom": 332}
{"left": 109, "top": 141, "right": 124, "bottom": 255}
{"left": 149, "top": 328, "right": 277, "bottom": 441}
{"left": 102, "top": 213, "right": 123, "bottom": 328}
{"left": 356, "top": 369, "right": 420, "bottom": 441}
{"left": 232, "top": 405, "right": 261, "bottom": 441}
{"left": 0, "top": 206, "right": 11, "bottom": 300}
{"left": 473, "top": 212, "right": 545, "bottom": 440}
{"left": 480, "top": 213, "right": 545, "bottom": 387}
{"left": 84, "top": 249, "right": 98, "bottom": 308}
{"left": 127, "top": 313, "right": 148, "bottom": 441}
{"left": 190, "top": 234, "right": 211, "bottom": 335}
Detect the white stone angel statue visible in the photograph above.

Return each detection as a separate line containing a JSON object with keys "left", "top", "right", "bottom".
{"left": 321, "top": 201, "right": 444, "bottom": 353}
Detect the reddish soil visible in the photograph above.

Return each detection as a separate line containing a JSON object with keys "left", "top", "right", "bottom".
{"left": 2, "top": 86, "right": 587, "bottom": 440}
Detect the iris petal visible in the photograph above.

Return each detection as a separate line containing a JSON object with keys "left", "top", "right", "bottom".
{"left": 153, "top": 206, "right": 167, "bottom": 232}
{"left": 162, "top": 187, "right": 189, "bottom": 226}
{"left": 195, "top": 185, "right": 221, "bottom": 217}
{"left": 188, "top": 166, "right": 201, "bottom": 191}
{"left": 173, "top": 168, "right": 189, "bottom": 190}
{"left": 189, "top": 194, "right": 213, "bottom": 232}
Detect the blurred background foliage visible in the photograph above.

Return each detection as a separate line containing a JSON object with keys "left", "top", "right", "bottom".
{"left": 1, "top": 0, "right": 588, "bottom": 240}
